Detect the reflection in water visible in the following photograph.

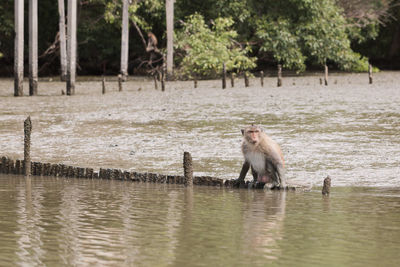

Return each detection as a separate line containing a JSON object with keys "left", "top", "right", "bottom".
{"left": 58, "top": 180, "right": 83, "bottom": 265}
{"left": 15, "top": 177, "right": 45, "bottom": 266}
{"left": 1, "top": 176, "right": 400, "bottom": 266}
{"left": 240, "top": 191, "right": 286, "bottom": 261}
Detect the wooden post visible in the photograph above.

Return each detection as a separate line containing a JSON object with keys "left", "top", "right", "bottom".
{"left": 58, "top": 0, "right": 67, "bottom": 81}
{"left": 368, "top": 64, "right": 373, "bottom": 84}
{"left": 222, "top": 63, "right": 226, "bottom": 89}
{"left": 322, "top": 175, "right": 331, "bottom": 195}
{"left": 194, "top": 78, "right": 197, "bottom": 88}
{"left": 277, "top": 64, "right": 282, "bottom": 87}
{"left": 324, "top": 64, "right": 328, "bottom": 86}
{"left": 24, "top": 117, "right": 32, "bottom": 176}
{"left": 230, "top": 73, "right": 234, "bottom": 87}
{"left": 244, "top": 72, "right": 249, "bottom": 87}
{"left": 29, "top": 0, "right": 38, "bottom": 96}
{"left": 166, "top": 0, "right": 174, "bottom": 79}
{"left": 66, "top": 0, "right": 77, "bottom": 95}
{"left": 14, "top": 0, "right": 24, "bottom": 97}
{"left": 153, "top": 75, "right": 158, "bottom": 90}
{"left": 118, "top": 74, "right": 123, "bottom": 91}
{"left": 260, "top": 71, "right": 264, "bottom": 87}
{"left": 161, "top": 65, "right": 166, "bottom": 91}
{"left": 120, "top": 0, "right": 129, "bottom": 81}
{"left": 183, "top": 152, "right": 193, "bottom": 187}
{"left": 102, "top": 76, "right": 106, "bottom": 94}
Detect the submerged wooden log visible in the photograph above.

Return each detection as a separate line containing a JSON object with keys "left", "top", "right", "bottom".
{"left": 1, "top": 154, "right": 301, "bottom": 190}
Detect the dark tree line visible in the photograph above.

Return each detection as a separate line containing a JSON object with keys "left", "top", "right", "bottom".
{"left": 0, "top": 0, "right": 399, "bottom": 77}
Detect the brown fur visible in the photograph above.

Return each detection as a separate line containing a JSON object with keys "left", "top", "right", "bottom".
{"left": 239, "top": 125, "right": 286, "bottom": 187}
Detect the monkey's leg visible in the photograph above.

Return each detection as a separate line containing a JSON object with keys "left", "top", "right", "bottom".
{"left": 235, "top": 161, "right": 250, "bottom": 188}
{"left": 238, "top": 161, "right": 250, "bottom": 182}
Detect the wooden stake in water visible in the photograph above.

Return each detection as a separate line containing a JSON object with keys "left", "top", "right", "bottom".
{"left": 102, "top": 76, "right": 106, "bottom": 94}
{"left": 277, "top": 64, "right": 282, "bottom": 87}
{"left": 194, "top": 78, "right": 198, "bottom": 88}
{"left": 118, "top": 74, "right": 123, "bottom": 91}
{"left": 322, "top": 175, "right": 331, "bottom": 195}
{"left": 153, "top": 75, "right": 158, "bottom": 90}
{"left": 222, "top": 63, "right": 226, "bottom": 89}
{"left": 183, "top": 152, "right": 193, "bottom": 187}
{"left": 231, "top": 73, "right": 234, "bottom": 88}
{"left": 244, "top": 72, "right": 249, "bottom": 87}
{"left": 161, "top": 66, "right": 166, "bottom": 92}
{"left": 24, "top": 117, "right": 32, "bottom": 176}
{"left": 369, "top": 64, "right": 373, "bottom": 84}
{"left": 324, "top": 65, "right": 328, "bottom": 86}
{"left": 260, "top": 71, "right": 264, "bottom": 87}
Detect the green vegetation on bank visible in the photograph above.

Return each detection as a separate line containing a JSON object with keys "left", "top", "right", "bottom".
{"left": 0, "top": 0, "right": 398, "bottom": 77}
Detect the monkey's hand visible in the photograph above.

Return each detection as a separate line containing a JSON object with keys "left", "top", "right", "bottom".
{"left": 232, "top": 178, "right": 247, "bottom": 188}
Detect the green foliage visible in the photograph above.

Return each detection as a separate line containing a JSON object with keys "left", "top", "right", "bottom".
{"left": 175, "top": 14, "right": 256, "bottom": 78}
{"left": 104, "top": 0, "right": 164, "bottom": 32}
{"left": 256, "top": 17, "right": 306, "bottom": 71}
{"left": 253, "top": 0, "right": 373, "bottom": 72}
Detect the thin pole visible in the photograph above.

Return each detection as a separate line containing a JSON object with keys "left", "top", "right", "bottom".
{"left": 166, "top": 0, "right": 174, "bottom": 79}
{"left": 120, "top": 0, "right": 129, "bottom": 81}
{"left": 14, "top": 0, "right": 24, "bottom": 96}
{"left": 368, "top": 64, "right": 373, "bottom": 84}
{"left": 324, "top": 64, "right": 328, "bottom": 86}
{"left": 67, "top": 0, "right": 77, "bottom": 95}
{"left": 222, "top": 63, "right": 226, "bottom": 89}
{"left": 277, "top": 64, "right": 282, "bottom": 87}
{"left": 58, "top": 0, "right": 67, "bottom": 81}
{"left": 29, "top": 0, "right": 38, "bottom": 96}
{"left": 24, "top": 117, "right": 32, "bottom": 176}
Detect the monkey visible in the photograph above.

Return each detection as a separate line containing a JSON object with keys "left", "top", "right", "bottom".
{"left": 146, "top": 32, "right": 158, "bottom": 53}
{"left": 237, "top": 125, "right": 286, "bottom": 189}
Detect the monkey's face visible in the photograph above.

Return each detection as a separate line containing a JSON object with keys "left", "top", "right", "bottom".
{"left": 243, "top": 126, "right": 261, "bottom": 144}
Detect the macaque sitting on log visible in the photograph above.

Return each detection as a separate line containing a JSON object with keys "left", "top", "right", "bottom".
{"left": 237, "top": 125, "right": 286, "bottom": 189}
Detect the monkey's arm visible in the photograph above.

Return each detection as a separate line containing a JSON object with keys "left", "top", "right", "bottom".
{"left": 238, "top": 161, "right": 250, "bottom": 182}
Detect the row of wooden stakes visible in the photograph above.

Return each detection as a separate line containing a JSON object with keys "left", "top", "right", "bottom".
{"left": 0, "top": 155, "right": 236, "bottom": 187}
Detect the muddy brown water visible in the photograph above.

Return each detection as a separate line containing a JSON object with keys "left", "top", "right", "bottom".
{"left": 1, "top": 73, "right": 400, "bottom": 266}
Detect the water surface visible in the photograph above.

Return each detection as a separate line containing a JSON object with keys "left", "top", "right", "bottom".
{"left": 1, "top": 73, "right": 400, "bottom": 266}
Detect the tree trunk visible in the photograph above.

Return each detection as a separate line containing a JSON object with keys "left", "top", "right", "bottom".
{"left": 29, "top": 0, "right": 38, "bottom": 96}
{"left": 58, "top": 0, "right": 67, "bottom": 81}
{"left": 120, "top": 0, "right": 129, "bottom": 81}
{"left": 14, "top": 0, "right": 24, "bottom": 97}
{"left": 67, "top": 0, "right": 77, "bottom": 95}
{"left": 166, "top": 0, "right": 174, "bottom": 79}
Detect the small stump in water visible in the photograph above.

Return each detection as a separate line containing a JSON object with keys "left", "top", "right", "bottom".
{"left": 322, "top": 175, "right": 331, "bottom": 195}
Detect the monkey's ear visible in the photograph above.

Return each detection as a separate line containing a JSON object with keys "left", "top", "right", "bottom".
{"left": 241, "top": 129, "right": 244, "bottom": 136}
